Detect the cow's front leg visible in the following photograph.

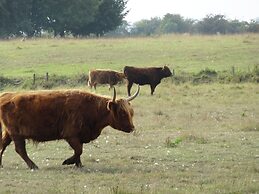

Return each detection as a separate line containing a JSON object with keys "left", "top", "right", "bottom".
{"left": 150, "top": 84, "right": 158, "bottom": 95}
{"left": 13, "top": 136, "right": 39, "bottom": 170}
{"left": 63, "top": 138, "right": 83, "bottom": 167}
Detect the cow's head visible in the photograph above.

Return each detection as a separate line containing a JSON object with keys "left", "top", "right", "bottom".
{"left": 107, "top": 85, "right": 140, "bottom": 133}
{"left": 162, "top": 65, "right": 172, "bottom": 77}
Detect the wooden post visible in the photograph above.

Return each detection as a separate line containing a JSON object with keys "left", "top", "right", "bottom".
{"left": 33, "top": 73, "right": 36, "bottom": 85}
{"left": 46, "top": 72, "right": 49, "bottom": 81}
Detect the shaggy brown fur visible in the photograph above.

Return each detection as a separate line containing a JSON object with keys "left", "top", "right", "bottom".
{"left": 0, "top": 88, "right": 138, "bottom": 169}
{"left": 88, "top": 69, "right": 125, "bottom": 89}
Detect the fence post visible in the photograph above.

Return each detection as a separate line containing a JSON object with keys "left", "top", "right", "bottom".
{"left": 33, "top": 73, "right": 36, "bottom": 85}
{"left": 46, "top": 72, "right": 49, "bottom": 82}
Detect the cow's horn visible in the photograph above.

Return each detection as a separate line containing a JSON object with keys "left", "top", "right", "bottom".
{"left": 112, "top": 87, "right": 116, "bottom": 102}
{"left": 126, "top": 85, "right": 140, "bottom": 101}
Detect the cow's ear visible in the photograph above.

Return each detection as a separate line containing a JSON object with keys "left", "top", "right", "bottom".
{"left": 107, "top": 101, "right": 116, "bottom": 111}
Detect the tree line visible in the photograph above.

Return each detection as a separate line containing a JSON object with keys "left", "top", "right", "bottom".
{"left": 0, "top": 0, "right": 127, "bottom": 38}
{"left": 1, "top": 0, "right": 258, "bottom": 39}
{"left": 109, "top": 14, "right": 259, "bottom": 36}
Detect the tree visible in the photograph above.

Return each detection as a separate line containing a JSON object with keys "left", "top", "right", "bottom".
{"left": 227, "top": 20, "right": 248, "bottom": 33}
{"left": 131, "top": 17, "right": 161, "bottom": 36}
{"left": 106, "top": 20, "right": 131, "bottom": 37}
{"left": 159, "top": 14, "right": 190, "bottom": 33}
{"left": 0, "top": 0, "right": 127, "bottom": 38}
{"left": 248, "top": 20, "right": 259, "bottom": 33}
{"left": 0, "top": 0, "right": 35, "bottom": 37}
{"left": 197, "top": 14, "right": 228, "bottom": 34}
{"left": 75, "top": 0, "right": 128, "bottom": 36}
{"left": 0, "top": 0, "right": 11, "bottom": 37}
{"left": 44, "top": 0, "right": 100, "bottom": 37}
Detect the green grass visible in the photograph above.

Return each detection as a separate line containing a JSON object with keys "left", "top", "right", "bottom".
{"left": 0, "top": 83, "right": 259, "bottom": 194}
{"left": 0, "top": 35, "right": 259, "bottom": 193}
{"left": 0, "top": 34, "right": 259, "bottom": 78}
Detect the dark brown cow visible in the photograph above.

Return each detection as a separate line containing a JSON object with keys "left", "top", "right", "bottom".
{"left": 124, "top": 65, "right": 172, "bottom": 95}
{"left": 0, "top": 86, "right": 140, "bottom": 169}
{"left": 88, "top": 69, "right": 125, "bottom": 89}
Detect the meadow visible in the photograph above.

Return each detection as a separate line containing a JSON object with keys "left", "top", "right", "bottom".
{"left": 0, "top": 34, "right": 259, "bottom": 194}
{"left": 0, "top": 34, "right": 259, "bottom": 78}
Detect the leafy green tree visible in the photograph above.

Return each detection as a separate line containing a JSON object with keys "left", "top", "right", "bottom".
{"left": 131, "top": 17, "right": 161, "bottom": 36}
{"left": 227, "top": 20, "right": 248, "bottom": 33}
{"left": 74, "top": 0, "right": 128, "bottom": 36}
{"left": 160, "top": 14, "right": 178, "bottom": 33}
{"left": 44, "top": 0, "right": 100, "bottom": 37}
{"left": 0, "top": 0, "right": 11, "bottom": 37}
{"left": 0, "top": 0, "right": 35, "bottom": 37}
{"left": 0, "top": 0, "right": 127, "bottom": 38}
{"left": 106, "top": 20, "right": 131, "bottom": 36}
{"left": 197, "top": 14, "right": 228, "bottom": 34}
{"left": 248, "top": 20, "right": 259, "bottom": 33}
{"left": 159, "top": 14, "right": 190, "bottom": 33}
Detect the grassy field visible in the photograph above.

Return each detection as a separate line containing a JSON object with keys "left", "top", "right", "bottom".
{"left": 0, "top": 34, "right": 259, "bottom": 78}
{"left": 0, "top": 35, "right": 259, "bottom": 193}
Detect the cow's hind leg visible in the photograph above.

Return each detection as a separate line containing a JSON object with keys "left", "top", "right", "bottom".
{"left": 0, "top": 131, "right": 12, "bottom": 167}
{"left": 93, "top": 83, "right": 97, "bottom": 90}
{"left": 13, "top": 136, "right": 38, "bottom": 170}
{"left": 63, "top": 138, "right": 83, "bottom": 167}
{"left": 127, "top": 81, "right": 133, "bottom": 96}
{"left": 88, "top": 80, "right": 92, "bottom": 88}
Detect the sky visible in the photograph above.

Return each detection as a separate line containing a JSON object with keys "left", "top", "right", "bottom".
{"left": 125, "top": 0, "right": 259, "bottom": 23}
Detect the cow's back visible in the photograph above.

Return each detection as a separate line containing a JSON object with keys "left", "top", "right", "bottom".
{"left": 1, "top": 92, "right": 65, "bottom": 140}
{"left": 0, "top": 91, "right": 102, "bottom": 141}
{"left": 89, "top": 70, "right": 110, "bottom": 84}
{"left": 89, "top": 70, "right": 124, "bottom": 85}
{"left": 124, "top": 66, "right": 160, "bottom": 85}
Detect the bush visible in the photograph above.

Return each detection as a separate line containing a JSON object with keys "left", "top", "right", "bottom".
{"left": 193, "top": 68, "right": 218, "bottom": 84}
{"left": 0, "top": 75, "right": 21, "bottom": 90}
{"left": 196, "top": 68, "right": 217, "bottom": 77}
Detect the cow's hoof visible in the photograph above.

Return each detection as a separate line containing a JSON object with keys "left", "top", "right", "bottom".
{"left": 75, "top": 162, "right": 83, "bottom": 168}
{"left": 62, "top": 160, "right": 69, "bottom": 165}
{"left": 29, "top": 164, "right": 39, "bottom": 170}
{"left": 62, "top": 159, "right": 74, "bottom": 165}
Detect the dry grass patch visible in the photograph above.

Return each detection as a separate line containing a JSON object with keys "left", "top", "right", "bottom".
{"left": 0, "top": 83, "right": 258, "bottom": 193}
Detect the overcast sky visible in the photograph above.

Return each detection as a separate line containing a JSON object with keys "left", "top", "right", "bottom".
{"left": 125, "top": 0, "right": 259, "bottom": 23}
